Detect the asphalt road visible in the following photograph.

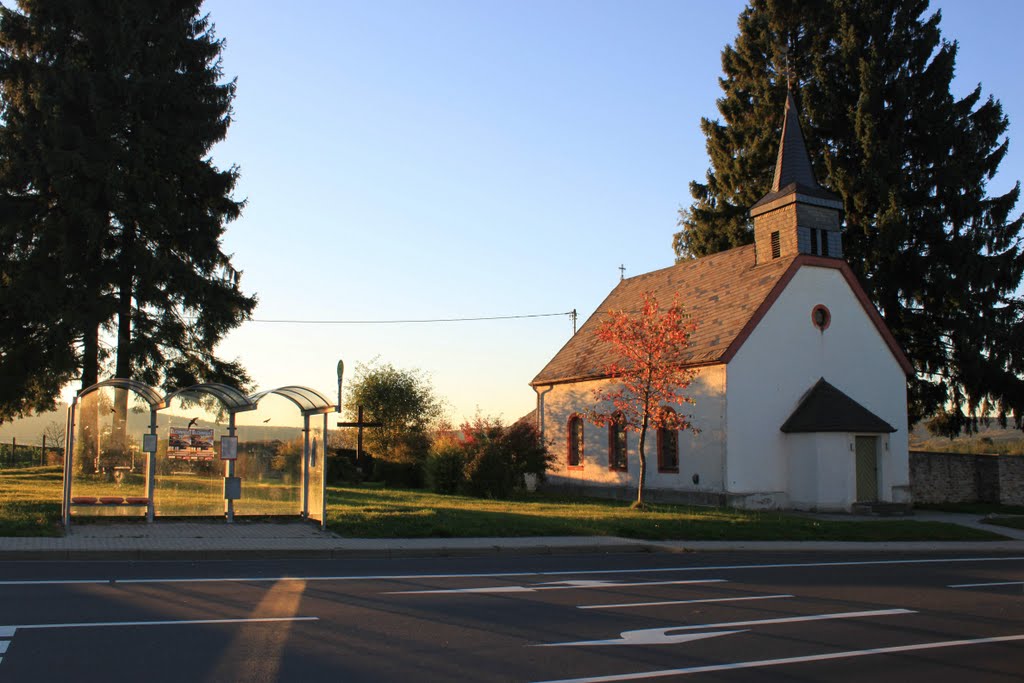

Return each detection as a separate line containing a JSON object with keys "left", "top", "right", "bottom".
{"left": 0, "top": 551, "right": 1022, "bottom": 682}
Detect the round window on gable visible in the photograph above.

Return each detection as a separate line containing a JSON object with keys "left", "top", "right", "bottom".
{"left": 812, "top": 304, "right": 831, "bottom": 331}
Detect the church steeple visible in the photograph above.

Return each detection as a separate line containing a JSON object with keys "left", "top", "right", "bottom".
{"left": 771, "top": 91, "right": 818, "bottom": 192}
{"left": 750, "top": 88, "right": 844, "bottom": 265}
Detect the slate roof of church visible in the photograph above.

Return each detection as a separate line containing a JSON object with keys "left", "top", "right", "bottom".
{"left": 531, "top": 246, "right": 914, "bottom": 386}
{"left": 531, "top": 244, "right": 797, "bottom": 386}
{"left": 780, "top": 378, "right": 896, "bottom": 433}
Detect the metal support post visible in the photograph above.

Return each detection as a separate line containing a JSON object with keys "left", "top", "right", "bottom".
{"left": 320, "top": 412, "right": 328, "bottom": 529}
{"left": 301, "top": 415, "right": 310, "bottom": 518}
{"left": 61, "top": 401, "right": 77, "bottom": 528}
{"left": 146, "top": 409, "right": 158, "bottom": 523}
{"left": 225, "top": 412, "right": 236, "bottom": 523}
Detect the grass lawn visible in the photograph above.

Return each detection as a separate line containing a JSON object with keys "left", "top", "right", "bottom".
{"left": 984, "top": 516, "right": 1024, "bottom": 531}
{"left": 917, "top": 502, "right": 1024, "bottom": 516}
{"left": 0, "top": 466, "right": 1009, "bottom": 541}
{"left": 0, "top": 466, "right": 62, "bottom": 536}
{"left": 323, "top": 486, "right": 1006, "bottom": 542}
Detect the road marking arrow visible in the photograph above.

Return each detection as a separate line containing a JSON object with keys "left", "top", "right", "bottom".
{"left": 537, "top": 609, "right": 914, "bottom": 647}
{"left": 388, "top": 578, "right": 725, "bottom": 595}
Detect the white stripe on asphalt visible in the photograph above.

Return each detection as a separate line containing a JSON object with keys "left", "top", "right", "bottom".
{"left": 578, "top": 594, "right": 794, "bottom": 610}
{"left": 1, "top": 556, "right": 1020, "bottom": 587}
{"left": 948, "top": 580, "right": 1024, "bottom": 588}
{"left": 0, "top": 579, "right": 109, "bottom": 586}
{"left": 1, "top": 616, "right": 317, "bottom": 632}
{"left": 530, "top": 633, "right": 1024, "bottom": 682}
{"left": 388, "top": 579, "right": 726, "bottom": 595}
{"left": 537, "top": 609, "right": 914, "bottom": 647}
{"left": 0, "top": 640, "right": 9, "bottom": 654}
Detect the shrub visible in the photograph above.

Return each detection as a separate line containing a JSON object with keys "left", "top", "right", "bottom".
{"left": 425, "top": 439, "right": 465, "bottom": 494}
{"left": 459, "top": 415, "right": 554, "bottom": 499}
{"left": 463, "top": 439, "right": 516, "bottom": 498}
{"left": 368, "top": 429, "right": 429, "bottom": 488}
{"left": 371, "top": 459, "right": 423, "bottom": 488}
{"left": 504, "top": 420, "right": 556, "bottom": 484}
{"left": 326, "top": 452, "right": 363, "bottom": 485}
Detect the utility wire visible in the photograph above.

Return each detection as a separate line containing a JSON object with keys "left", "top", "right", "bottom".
{"left": 245, "top": 311, "right": 575, "bottom": 325}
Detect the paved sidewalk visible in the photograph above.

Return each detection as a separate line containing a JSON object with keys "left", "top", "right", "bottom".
{"left": 1, "top": 511, "right": 1023, "bottom": 561}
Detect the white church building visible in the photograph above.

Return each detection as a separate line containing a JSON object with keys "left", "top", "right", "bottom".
{"left": 531, "top": 92, "right": 913, "bottom": 511}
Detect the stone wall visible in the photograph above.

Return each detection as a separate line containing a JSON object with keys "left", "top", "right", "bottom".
{"left": 999, "top": 455, "right": 1024, "bottom": 505}
{"left": 910, "top": 451, "right": 1022, "bottom": 505}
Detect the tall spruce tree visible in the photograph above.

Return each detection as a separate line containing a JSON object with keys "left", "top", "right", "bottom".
{"left": 0, "top": 0, "right": 256, "bottom": 424}
{"left": 674, "top": 0, "right": 1024, "bottom": 433}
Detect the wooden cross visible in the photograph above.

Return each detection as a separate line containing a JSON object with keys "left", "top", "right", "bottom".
{"left": 336, "top": 406, "right": 382, "bottom": 466}
{"left": 619, "top": 264, "right": 626, "bottom": 281}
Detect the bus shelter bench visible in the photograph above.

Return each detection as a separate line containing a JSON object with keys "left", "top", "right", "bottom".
{"left": 71, "top": 496, "right": 151, "bottom": 506}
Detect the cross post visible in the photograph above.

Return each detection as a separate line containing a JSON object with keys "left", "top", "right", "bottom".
{"left": 337, "top": 405, "right": 383, "bottom": 469}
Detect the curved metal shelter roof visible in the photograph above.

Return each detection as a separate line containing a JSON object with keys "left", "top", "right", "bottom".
{"left": 249, "top": 386, "right": 335, "bottom": 416}
{"left": 163, "top": 383, "right": 257, "bottom": 413}
{"left": 79, "top": 378, "right": 166, "bottom": 410}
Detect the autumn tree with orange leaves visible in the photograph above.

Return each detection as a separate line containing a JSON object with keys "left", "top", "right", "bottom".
{"left": 589, "top": 292, "right": 700, "bottom": 507}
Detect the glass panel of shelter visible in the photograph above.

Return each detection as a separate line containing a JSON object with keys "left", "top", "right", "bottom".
{"left": 306, "top": 413, "right": 327, "bottom": 525}
{"left": 233, "top": 392, "right": 303, "bottom": 516}
{"left": 69, "top": 385, "right": 150, "bottom": 519}
{"left": 154, "top": 392, "right": 229, "bottom": 517}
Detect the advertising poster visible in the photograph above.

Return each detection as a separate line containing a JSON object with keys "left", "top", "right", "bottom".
{"left": 168, "top": 427, "right": 216, "bottom": 460}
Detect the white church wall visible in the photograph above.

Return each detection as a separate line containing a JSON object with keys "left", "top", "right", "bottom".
{"left": 726, "top": 265, "right": 909, "bottom": 505}
{"left": 537, "top": 365, "right": 727, "bottom": 495}
{"left": 786, "top": 433, "right": 818, "bottom": 507}
{"left": 787, "top": 433, "right": 859, "bottom": 510}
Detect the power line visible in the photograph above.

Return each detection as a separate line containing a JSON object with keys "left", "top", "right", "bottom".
{"left": 245, "top": 311, "right": 575, "bottom": 325}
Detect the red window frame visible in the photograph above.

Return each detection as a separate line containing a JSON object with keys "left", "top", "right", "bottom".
{"left": 608, "top": 412, "right": 628, "bottom": 471}
{"left": 657, "top": 408, "right": 680, "bottom": 473}
{"left": 567, "top": 415, "right": 584, "bottom": 469}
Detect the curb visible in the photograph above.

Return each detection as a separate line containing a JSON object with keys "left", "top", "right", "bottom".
{"left": 1, "top": 539, "right": 1023, "bottom": 562}
{"left": 0, "top": 542, "right": 663, "bottom": 562}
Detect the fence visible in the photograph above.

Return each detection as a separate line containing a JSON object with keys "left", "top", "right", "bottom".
{"left": 0, "top": 440, "right": 65, "bottom": 468}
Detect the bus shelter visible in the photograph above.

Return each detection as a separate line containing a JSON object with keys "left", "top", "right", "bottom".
{"left": 62, "top": 379, "right": 333, "bottom": 527}
{"left": 61, "top": 379, "right": 165, "bottom": 526}
{"left": 159, "top": 383, "right": 257, "bottom": 522}
{"left": 248, "top": 386, "right": 333, "bottom": 528}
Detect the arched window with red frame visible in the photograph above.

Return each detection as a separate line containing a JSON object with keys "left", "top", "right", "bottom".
{"left": 657, "top": 408, "right": 679, "bottom": 472}
{"left": 608, "top": 412, "right": 627, "bottom": 471}
{"left": 567, "top": 414, "right": 584, "bottom": 468}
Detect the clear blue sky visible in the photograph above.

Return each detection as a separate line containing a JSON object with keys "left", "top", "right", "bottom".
{"left": 197, "top": 0, "right": 1024, "bottom": 427}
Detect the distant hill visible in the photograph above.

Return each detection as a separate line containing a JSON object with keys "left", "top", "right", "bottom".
{"left": 0, "top": 407, "right": 316, "bottom": 446}
{"left": 0, "top": 407, "right": 69, "bottom": 445}
{"left": 910, "top": 418, "right": 1024, "bottom": 455}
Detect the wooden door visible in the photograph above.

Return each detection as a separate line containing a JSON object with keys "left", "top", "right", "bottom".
{"left": 855, "top": 436, "right": 878, "bottom": 502}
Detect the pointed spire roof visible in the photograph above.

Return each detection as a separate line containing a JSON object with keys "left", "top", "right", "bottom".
{"left": 750, "top": 88, "right": 842, "bottom": 215}
{"left": 772, "top": 91, "right": 818, "bottom": 192}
